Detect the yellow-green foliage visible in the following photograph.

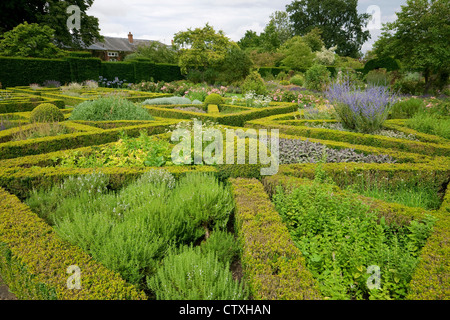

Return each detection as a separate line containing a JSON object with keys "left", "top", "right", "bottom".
{"left": 262, "top": 174, "right": 434, "bottom": 226}
{"left": 0, "top": 187, "right": 146, "bottom": 300}
{"left": 204, "top": 93, "right": 224, "bottom": 106}
{"left": 207, "top": 104, "right": 220, "bottom": 114}
{"left": 145, "top": 103, "right": 298, "bottom": 127}
{"left": 0, "top": 121, "right": 177, "bottom": 160}
{"left": 407, "top": 185, "right": 450, "bottom": 300}
{"left": 229, "top": 178, "right": 321, "bottom": 300}
{"left": 29, "top": 103, "right": 64, "bottom": 123}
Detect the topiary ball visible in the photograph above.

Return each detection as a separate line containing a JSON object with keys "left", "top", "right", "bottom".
{"left": 30, "top": 103, "right": 65, "bottom": 122}
{"left": 204, "top": 93, "right": 224, "bottom": 106}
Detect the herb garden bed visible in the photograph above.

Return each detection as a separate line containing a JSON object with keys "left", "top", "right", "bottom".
{"left": 0, "top": 87, "right": 448, "bottom": 301}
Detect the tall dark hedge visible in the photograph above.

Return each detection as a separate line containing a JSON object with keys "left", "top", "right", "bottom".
{"left": 0, "top": 57, "right": 71, "bottom": 87}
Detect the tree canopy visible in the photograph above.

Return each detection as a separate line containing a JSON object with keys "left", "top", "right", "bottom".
{"left": 0, "top": 0, "right": 102, "bottom": 49}
{"left": 0, "top": 22, "right": 64, "bottom": 58}
{"left": 373, "top": 0, "right": 450, "bottom": 91}
{"left": 173, "top": 23, "right": 233, "bottom": 74}
{"left": 286, "top": 0, "right": 371, "bottom": 58}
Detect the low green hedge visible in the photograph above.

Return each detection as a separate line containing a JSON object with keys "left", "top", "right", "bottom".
{"left": 0, "top": 96, "right": 65, "bottom": 113}
{"left": 0, "top": 166, "right": 218, "bottom": 200}
{"left": 247, "top": 114, "right": 450, "bottom": 158}
{"left": 0, "top": 187, "right": 146, "bottom": 300}
{"left": 0, "top": 121, "right": 177, "bottom": 160}
{"left": 262, "top": 174, "right": 436, "bottom": 226}
{"left": 144, "top": 103, "right": 299, "bottom": 127}
{"left": 229, "top": 178, "right": 321, "bottom": 300}
{"left": 407, "top": 184, "right": 450, "bottom": 300}
{"left": 276, "top": 162, "right": 450, "bottom": 192}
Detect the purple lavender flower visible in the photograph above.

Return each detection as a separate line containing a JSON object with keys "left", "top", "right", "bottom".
{"left": 326, "top": 79, "right": 398, "bottom": 133}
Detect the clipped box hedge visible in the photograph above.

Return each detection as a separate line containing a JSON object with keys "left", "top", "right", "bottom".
{"left": 407, "top": 185, "right": 450, "bottom": 300}
{"left": 229, "top": 177, "right": 321, "bottom": 300}
{"left": 246, "top": 113, "right": 450, "bottom": 158}
{"left": 0, "top": 120, "right": 178, "bottom": 160}
{"left": 0, "top": 187, "right": 146, "bottom": 300}
{"left": 144, "top": 103, "right": 299, "bottom": 127}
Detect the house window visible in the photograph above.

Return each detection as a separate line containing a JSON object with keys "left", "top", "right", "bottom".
{"left": 107, "top": 52, "right": 119, "bottom": 57}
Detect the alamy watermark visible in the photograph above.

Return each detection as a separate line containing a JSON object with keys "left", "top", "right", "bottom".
{"left": 66, "top": 5, "right": 81, "bottom": 32}
{"left": 67, "top": 265, "right": 81, "bottom": 290}
{"left": 171, "top": 120, "right": 280, "bottom": 176}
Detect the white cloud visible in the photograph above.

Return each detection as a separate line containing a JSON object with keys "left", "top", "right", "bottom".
{"left": 87, "top": 0, "right": 406, "bottom": 51}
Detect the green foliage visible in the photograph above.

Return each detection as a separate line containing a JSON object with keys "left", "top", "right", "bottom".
{"left": 406, "top": 112, "right": 450, "bottom": 140}
{"left": 290, "top": 74, "right": 304, "bottom": 86}
{"left": 0, "top": 22, "right": 63, "bottom": 58}
{"left": 302, "top": 27, "right": 325, "bottom": 52}
{"left": 389, "top": 98, "right": 424, "bottom": 119}
{"left": 364, "top": 57, "right": 401, "bottom": 74}
{"left": 57, "top": 131, "right": 172, "bottom": 168}
{"left": 204, "top": 93, "right": 225, "bottom": 106}
{"left": 26, "top": 171, "right": 236, "bottom": 290}
{"left": 273, "top": 177, "right": 437, "bottom": 300}
{"left": 279, "top": 36, "right": 315, "bottom": 70}
{"left": 147, "top": 246, "right": 247, "bottom": 300}
{"left": 345, "top": 180, "right": 442, "bottom": 211}
{"left": 69, "top": 97, "right": 154, "bottom": 121}
{"left": 11, "top": 122, "right": 71, "bottom": 141}
{"left": 200, "top": 230, "right": 240, "bottom": 265}
{"left": 0, "top": 1, "right": 102, "bottom": 49}
{"left": 124, "top": 42, "right": 178, "bottom": 64}
{"left": 0, "top": 186, "right": 145, "bottom": 300}
{"left": 286, "top": 0, "right": 371, "bottom": 58}
{"left": 29, "top": 103, "right": 64, "bottom": 123}
{"left": 242, "top": 71, "right": 267, "bottom": 95}
{"left": 365, "top": 69, "right": 389, "bottom": 86}
{"left": 373, "top": 0, "right": 450, "bottom": 92}
{"left": 305, "top": 64, "right": 331, "bottom": 91}
{"left": 173, "top": 23, "right": 233, "bottom": 74}
{"left": 215, "top": 46, "right": 253, "bottom": 84}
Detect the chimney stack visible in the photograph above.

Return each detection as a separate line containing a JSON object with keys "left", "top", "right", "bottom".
{"left": 128, "top": 32, "right": 133, "bottom": 43}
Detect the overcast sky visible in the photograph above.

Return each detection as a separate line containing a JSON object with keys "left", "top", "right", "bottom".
{"left": 86, "top": 0, "right": 406, "bottom": 53}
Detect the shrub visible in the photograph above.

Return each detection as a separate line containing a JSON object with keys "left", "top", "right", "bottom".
{"left": 70, "top": 97, "right": 153, "bottom": 121}
{"left": 242, "top": 71, "right": 267, "bottom": 95}
{"left": 290, "top": 74, "right": 304, "bottom": 86}
{"left": 29, "top": 103, "right": 64, "bottom": 122}
{"left": 326, "top": 79, "right": 398, "bottom": 133}
{"left": 279, "top": 80, "right": 290, "bottom": 85}
{"left": 390, "top": 98, "right": 424, "bottom": 119}
{"left": 406, "top": 112, "right": 450, "bottom": 139}
{"left": 365, "top": 69, "right": 389, "bottom": 86}
{"left": 305, "top": 64, "right": 331, "bottom": 91}
{"left": 204, "top": 93, "right": 224, "bottom": 106}
{"left": 200, "top": 230, "right": 240, "bottom": 265}
{"left": 147, "top": 246, "right": 248, "bottom": 300}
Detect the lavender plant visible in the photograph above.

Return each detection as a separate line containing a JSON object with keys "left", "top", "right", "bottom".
{"left": 326, "top": 79, "right": 397, "bottom": 133}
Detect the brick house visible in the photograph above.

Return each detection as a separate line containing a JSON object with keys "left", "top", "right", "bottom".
{"left": 85, "top": 32, "right": 166, "bottom": 61}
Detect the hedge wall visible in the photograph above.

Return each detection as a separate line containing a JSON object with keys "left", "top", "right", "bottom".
{"left": 0, "top": 56, "right": 185, "bottom": 87}
{"left": 0, "top": 57, "right": 71, "bottom": 87}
